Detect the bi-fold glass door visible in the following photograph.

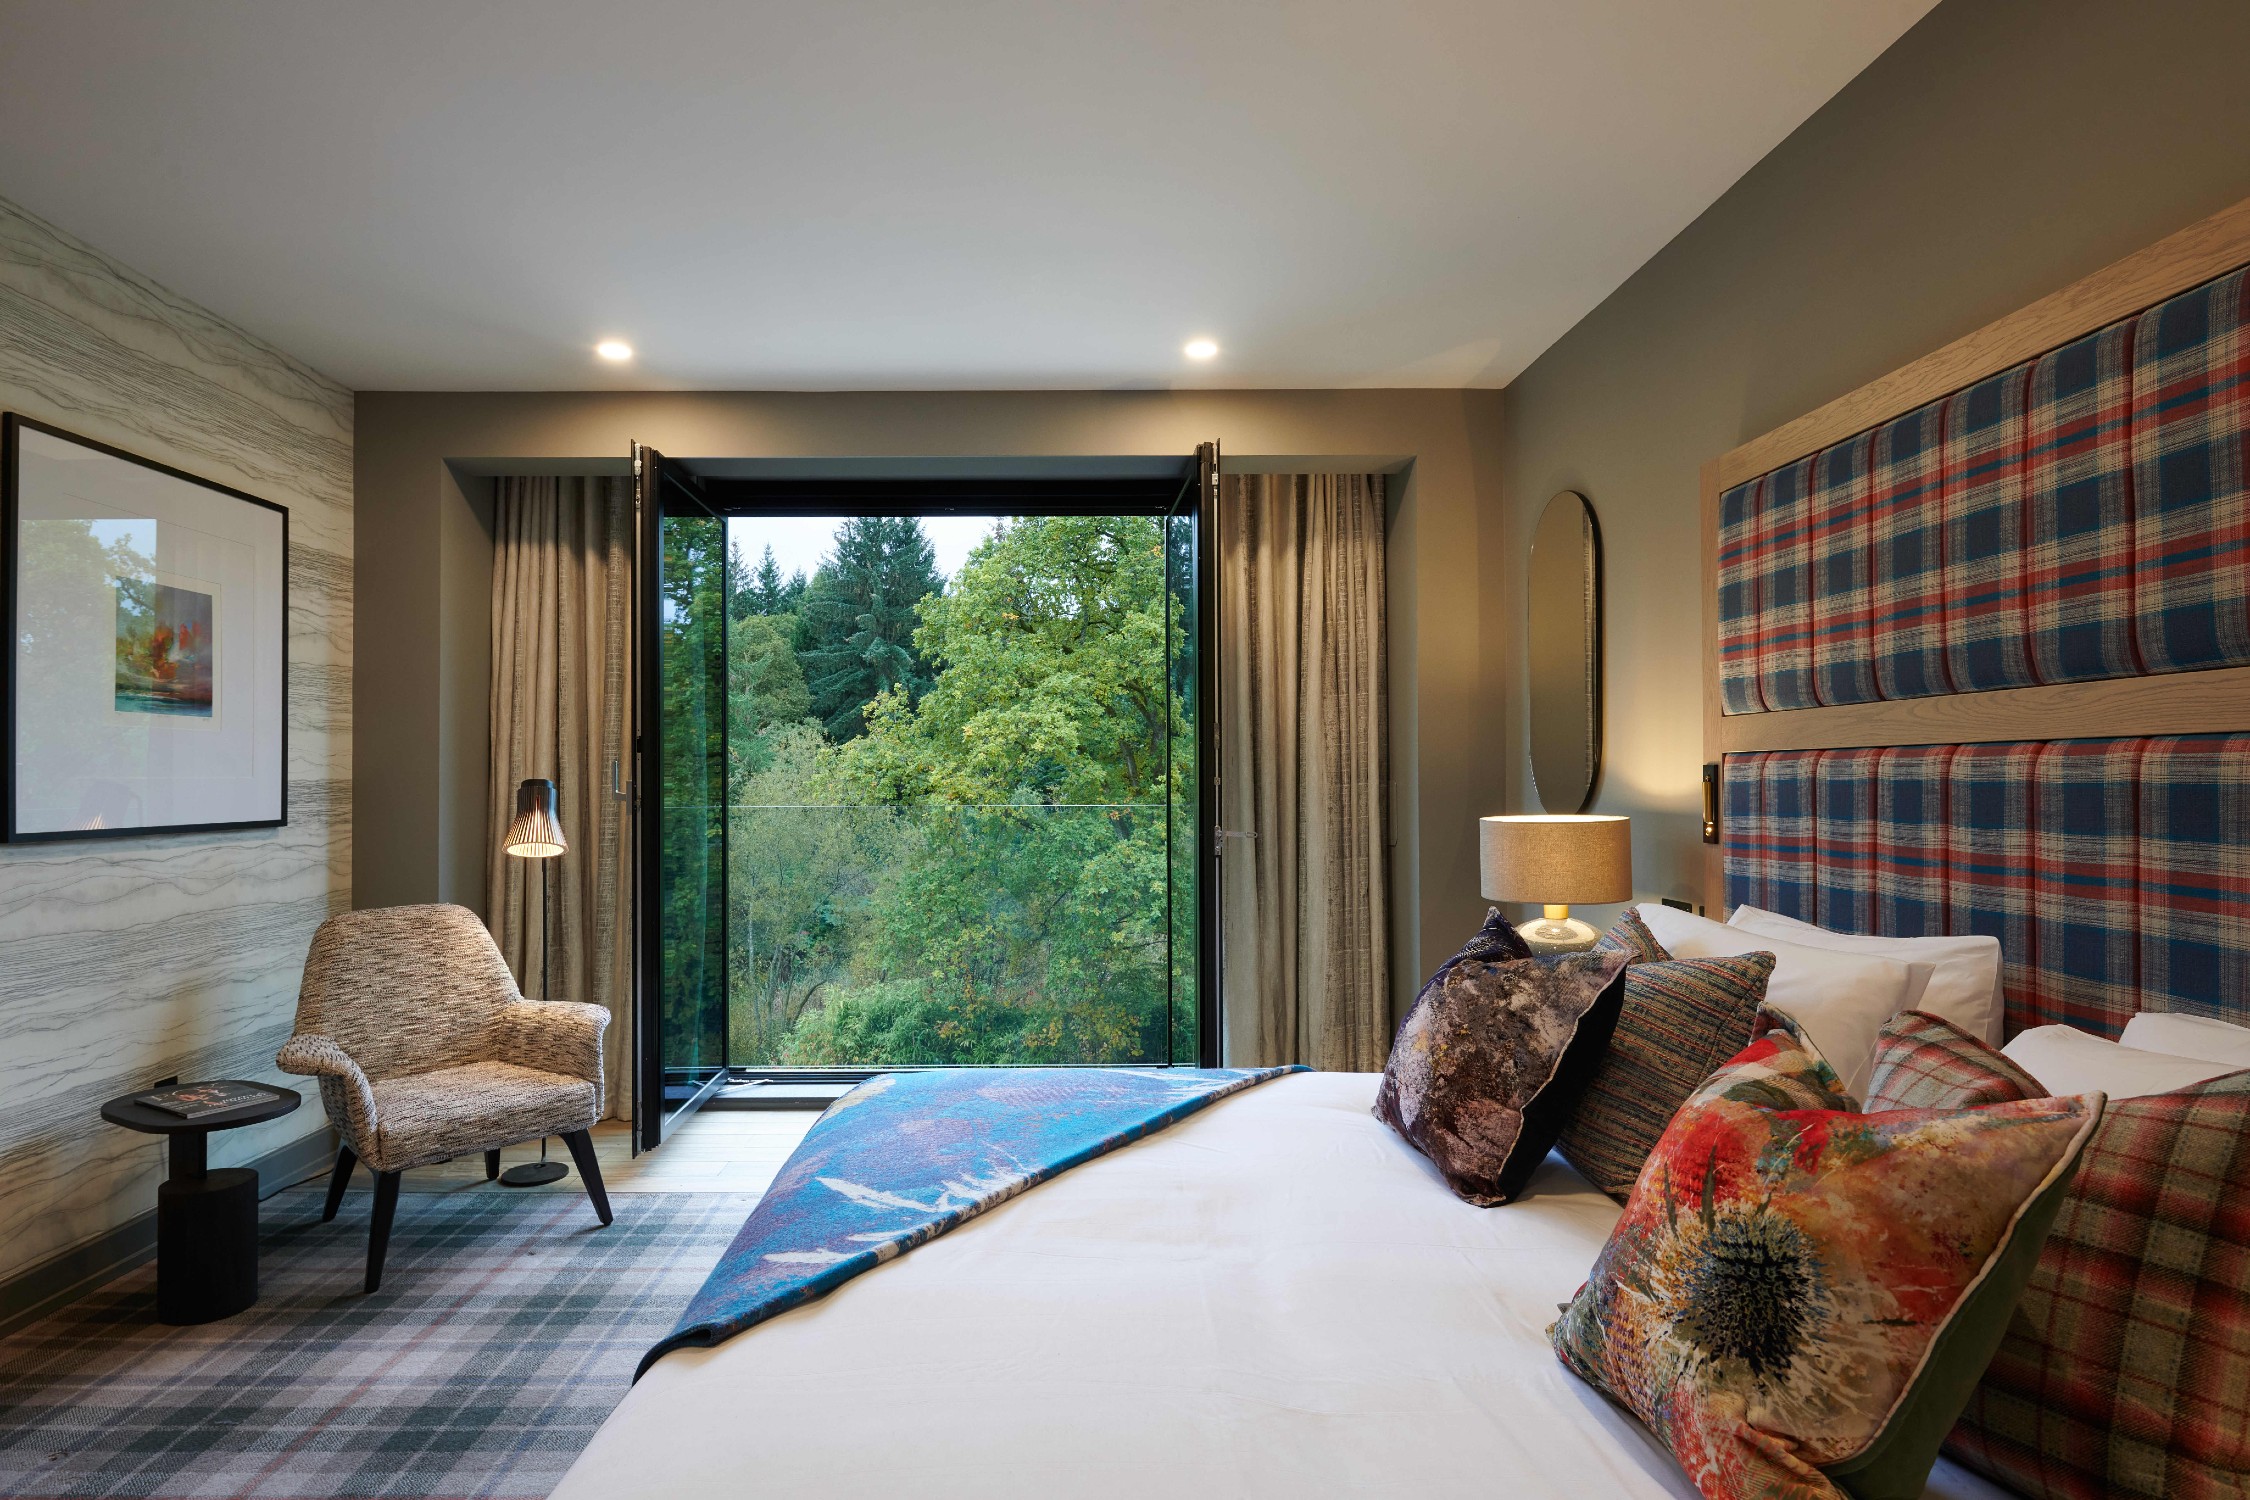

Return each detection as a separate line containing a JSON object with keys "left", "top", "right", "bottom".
{"left": 630, "top": 451, "right": 1221, "bottom": 1150}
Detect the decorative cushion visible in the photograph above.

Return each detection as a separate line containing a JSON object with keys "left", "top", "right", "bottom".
{"left": 1375, "top": 936, "right": 1628, "bottom": 1207}
{"left": 1561, "top": 914, "right": 1772, "bottom": 1201}
{"left": 1863, "top": 1011, "right": 2045, "bottom": 1111}
{"left": 1863, "top": 1013, "right": 2250, "bottom": 1500}
{"left": 1553, "top": 1028, "right": 2103, "bottom": 1500}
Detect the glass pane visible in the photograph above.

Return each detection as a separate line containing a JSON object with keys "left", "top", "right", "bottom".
{"left": 724, "top": 512, "right": 1179, "bottom": 1066}
{"left": 659, "top": 507, "right": 728, "bottom": 1110}
{"left": 1164, "top": 499, "right": 1200, "bottom": 1065}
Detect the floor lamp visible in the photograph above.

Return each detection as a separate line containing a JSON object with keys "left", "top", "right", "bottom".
{"left": 499, "top": 777, "right": 570, "bottom": 1187}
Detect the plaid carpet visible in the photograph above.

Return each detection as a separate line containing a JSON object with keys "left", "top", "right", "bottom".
{"left": 0, "top": 1188, "right": 757, "bottom": 1499}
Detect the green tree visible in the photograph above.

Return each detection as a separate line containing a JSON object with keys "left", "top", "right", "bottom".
{"left": 732, "top": 542, "right": 806, "bottom": 619}
{"left": 796, "top": 516, "right": 942, "bottom": 740}
{"left": 727, "top": 612, "right": 812, "bottom": 792}
{"left": 809, "top": 515, "right": 1187, "bottom": 1065}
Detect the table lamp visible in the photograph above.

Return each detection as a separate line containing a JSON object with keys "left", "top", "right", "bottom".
{"left": 499, "top": 777, "right": 569, "bottom": 1187}
{"left": 1479, "top": 813, "right": 1631, "bottom": 954}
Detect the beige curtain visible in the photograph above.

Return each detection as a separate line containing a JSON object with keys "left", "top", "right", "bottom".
{"left": 1219, "top": 473, "right": 1391, "bottom": 1071}
{"left": 488, "top": 475, "right": 634, "bottom": 1116}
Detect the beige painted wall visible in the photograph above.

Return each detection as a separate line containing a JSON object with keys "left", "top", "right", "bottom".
{"left": 0, "top": 196, "right": 352, "bottom": 1287}
{"left": 354, "top": 388, "right": 1508, "bottom": 1026}
{"left": 1500, "top": 0, "right": 2250, "bottom": 928}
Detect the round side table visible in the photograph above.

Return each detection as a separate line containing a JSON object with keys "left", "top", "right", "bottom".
{"left": 100, "top": 1084, "right": 301, "bottom": 1325}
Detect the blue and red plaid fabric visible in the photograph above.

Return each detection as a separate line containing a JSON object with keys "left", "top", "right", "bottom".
{"left": 1723, "top": 736, "right": 2250, "bottom": 1043}
{"left": 1874, "top": 744, "right": 1953, "bottom": 939}
{"left": 2031, "top": 740, "right": 2142, "bottom": 1037}
{"left": 1811, "top": 746, "right": 1879, "bottom": 932}
{"left": 2136, "top": 735, "right": 2250, "bottom": 1022}
{"left": 1869, "top": 398, "right": 1956, "bottom": 699}
{"left": 2027, "top": 317, "right": 2140, "bottom": 683}
{"left": 1945, "top": 742, "right": 2040, "bottom": 1027}
{"left": 1716, "top": 477, "right": 1764, "bottom": 714}
{"left": 1808, "top": 433, "right": 1879, "bottom": 706}
{"left": 1944, "top": 362, "right": 2037, "bottom": 691}
{"left": 1723, "top": 753, "right": 1817, "bottom": 920}
{"left": 1752, "top": 456, "right": 1819, "bottom": 710}
{"left": 2132, "top": 265, "right": 2250, "bottom": 674}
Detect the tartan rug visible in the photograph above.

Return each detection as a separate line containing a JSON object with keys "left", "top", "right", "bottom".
{"left": 0, "top": 1188, "right": 757, "bottom": 1499}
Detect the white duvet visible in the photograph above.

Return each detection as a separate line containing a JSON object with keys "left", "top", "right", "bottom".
{"left": 555, "top": 1071, "right": 2010, "bottom": 1499}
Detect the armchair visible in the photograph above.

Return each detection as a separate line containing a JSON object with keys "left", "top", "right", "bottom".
{"left": 278, "top": 903, "right": 614, "bottom": 1292}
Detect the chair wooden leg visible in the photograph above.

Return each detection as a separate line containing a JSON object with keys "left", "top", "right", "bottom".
{"left": 485, "top": 1149, "right": 501, "bottom": 1181}
{"left": 364, "top": 1170, "right": 402, "bottom": 1294}
{"left": 322, "top": 1144, "right": 358, "bottom": 1222}
{"left": 560, "top": 1130, "right": 612, "bottom": 1226}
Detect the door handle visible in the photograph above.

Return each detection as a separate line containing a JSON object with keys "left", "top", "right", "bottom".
{"left": 1213, "top": 827, "right": 1256, "bottom": 857}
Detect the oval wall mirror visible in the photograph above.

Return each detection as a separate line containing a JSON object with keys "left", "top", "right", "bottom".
{"left": 1527, "top": 490, "right": 1603, "bottom": 814}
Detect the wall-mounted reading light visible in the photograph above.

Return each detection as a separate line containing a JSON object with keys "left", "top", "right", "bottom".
{"left": 1702, "top": 762, "right": 1721, "bottom": 844}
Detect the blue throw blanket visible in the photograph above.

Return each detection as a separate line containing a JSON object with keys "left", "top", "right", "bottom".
{"left": 639, "top": 1065, "right": 1302, "bottom": 1377}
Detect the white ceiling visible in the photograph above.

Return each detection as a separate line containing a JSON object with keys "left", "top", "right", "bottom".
{"left": 0, "top": 1, "right": 1933, "bottom": 392}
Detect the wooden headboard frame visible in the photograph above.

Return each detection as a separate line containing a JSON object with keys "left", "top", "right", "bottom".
{"left": 1699, "top": 193, "right": 2250, "bottom": 914}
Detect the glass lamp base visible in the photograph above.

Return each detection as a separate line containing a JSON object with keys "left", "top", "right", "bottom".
{"left": 1515, "top": 915, "right": 1602, "bottom": 955}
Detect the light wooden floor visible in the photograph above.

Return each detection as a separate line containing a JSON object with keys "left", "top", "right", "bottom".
{"left": 315, "top": 1109, "right": 819, "bottom": 1199}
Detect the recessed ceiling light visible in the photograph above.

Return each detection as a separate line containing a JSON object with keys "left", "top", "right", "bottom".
{"left": 1183, "top": 338, "right": 1219, "bottom": 361}
{"left": 595, "top": 339, "right": 634, "bottom": 362}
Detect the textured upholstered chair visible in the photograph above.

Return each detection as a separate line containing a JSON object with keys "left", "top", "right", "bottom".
{"left": 277, "top": 903, "right": 613, "bottom": 1292}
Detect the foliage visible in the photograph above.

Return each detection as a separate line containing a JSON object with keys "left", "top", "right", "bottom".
{"left": 726, "top": 612, "right": 810, "bottom": 788}
{"left": 795, "top": 516, "right": 943, "bottom": 741}
{"left": 731, "top": 543, "right": 806, "bottom": 618}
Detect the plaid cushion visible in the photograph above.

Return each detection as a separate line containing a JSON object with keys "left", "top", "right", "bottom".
{"left": 1944, "top": 362, "right": 2039, "bottom": 691}
{"left": 1814, "top": 746, "right": 1882, "bottom": 933}
{"left": 1870, "top": 398, "right": 1957, "bottom": 699}
{"left": 1593, "top": 906, "right": 1670, "bottom": 964}
{"left": 1810, "top": 433, "right": 1879, "bottom": 705}
{"left": 1948, "top": 742, "right": 2040, "bottom": 1030}
{"left": 2032, "top": 739, "right": 2142, "bottom": 1038}
{"left": 1874, "top": 744, "right": 1954, "bottom": 939}
{"left": 1557, "top": 950, "right": 1773, "bottom": 1201}
{"left": 1865, "top": 1009, "right": 2044, "bottom": 1111}
{"left": 1724, "top": 749, "right": 1818, "bottom": 920}
{"left": 1753, "top": 456, "right": 1819, "bottom": 710}
{"left": 1951, "top": 1071, "right": 2250, "bottom": 1500}
{"left": 2028, "top": 317, "right": 2140, "bottom": 683}
{"left": 2131, "top": 266, "right": 2250, "bottom": 674}
{"left": 1716, "top": 477, "right": 1765, "bottom": 714}
{"left": 2136, "top": 735, "right": 2250, "bottom": 1021}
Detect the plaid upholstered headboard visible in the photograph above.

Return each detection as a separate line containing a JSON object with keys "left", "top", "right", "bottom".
{"left": 1701, "top": 196, "right": 2250, "bottom": 1041}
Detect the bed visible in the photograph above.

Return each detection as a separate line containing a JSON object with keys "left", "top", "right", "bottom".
{"left": 553, "top": 1071, "right": 2009, "bottom": 1500}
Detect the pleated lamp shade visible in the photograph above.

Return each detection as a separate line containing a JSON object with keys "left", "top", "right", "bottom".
{"left": 503, "top": 778, "right": 566, "bottom": 859}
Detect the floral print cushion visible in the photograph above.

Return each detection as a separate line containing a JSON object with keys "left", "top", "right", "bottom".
{"left": 1552, "top": 1030, "right": 2104, "bottom": 1500}
{"left": 1376, "top": 926, "right": 1628, "bottom": 1207}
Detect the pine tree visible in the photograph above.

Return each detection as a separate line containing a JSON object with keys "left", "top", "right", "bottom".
{"left": 796, "top": 516, "right": 943, "bottom": 740}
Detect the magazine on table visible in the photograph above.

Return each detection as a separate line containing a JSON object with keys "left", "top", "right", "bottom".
{"left": 134, "top": 1082, "right": 281, "bottom": 1119}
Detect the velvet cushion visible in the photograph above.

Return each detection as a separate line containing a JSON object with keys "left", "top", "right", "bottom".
{"left": 1375, "top": 926, "right": 1627, "bottom": 1207}
{"left": 1559, "top": 912, "right": 1773, "bottom": 1200}
{"left": 1865, "top": 1011, "right": 2250, "bottom": 1500}
{"left": 1553, "top": 1028, "right": 2103, "bottom": 1500}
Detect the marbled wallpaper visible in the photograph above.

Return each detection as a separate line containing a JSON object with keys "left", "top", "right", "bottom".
{"left": 0, "top": 196, "right": 352, "bottom": 1287}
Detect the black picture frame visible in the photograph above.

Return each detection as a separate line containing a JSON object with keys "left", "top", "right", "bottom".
{"left": 3, "top": 413, "right": 289, "bottom": 842}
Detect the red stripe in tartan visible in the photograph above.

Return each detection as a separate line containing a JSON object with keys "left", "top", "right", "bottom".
{"left": 1752, "top": 457, "right": 1819, "bottom": 710}
{"left": 1865, "top": 1010, "right": 2043, "bottom": 1111}
{"left": 2136, "top": 735, "right": 2250, "bottom": 1020}
{"left": 1946, "top": 742, "right": 2039, "bottom": 1033}
{"left": 1814, "top": 747, "right": 1880, "bottom": 933}
{"left": 1943, "top": 362, "right": 2039, "bottom": 691}
{"left": 1869, "top": 398, "right": 1957, "bottom": 700}
{"left": 1872, "top": 744, "right": 1951, "bottom": 939}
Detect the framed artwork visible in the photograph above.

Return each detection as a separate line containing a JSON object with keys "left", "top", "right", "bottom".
{"left": 2, "top": 414, "right": 287, "bottom": 840}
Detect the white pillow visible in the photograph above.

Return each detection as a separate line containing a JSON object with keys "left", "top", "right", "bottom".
{"left": 2001, "top": 1024, "right": 2240, "bottom": 1100}
{"left": 1727, "top": 904, "right": 2004, "bottom": 1045}
{"left": 1633, "top": 903, "right": 1932, "bottom": 1101}
{"left": 2120, "top": 1011, "right": 2250, "bottom": 1071}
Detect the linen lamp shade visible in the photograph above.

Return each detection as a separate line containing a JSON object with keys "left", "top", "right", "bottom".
{"left": 1479, "top": 814, "right": 1631, "bottom": 953}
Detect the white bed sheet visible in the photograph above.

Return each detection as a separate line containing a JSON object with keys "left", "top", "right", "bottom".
{"left": 556, "top": 1071, "right": 2014, "bottom": 1499}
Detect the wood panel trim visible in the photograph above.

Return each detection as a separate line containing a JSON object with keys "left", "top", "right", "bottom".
{"left": 1715, "top": 193, "right": 2250, "bottom": 490}
{"left": 1715, "top": 664, "right": 2250, "bottom": 753}
{"left": 1699, "top": 460, "right": 1725, "bottom": 913}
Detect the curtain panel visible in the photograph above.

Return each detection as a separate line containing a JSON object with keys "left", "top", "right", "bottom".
{"left": 1219, "top": 472, "right": 1391, "bottom": 1071}
{"left": 488, "top": 475, "right": 634, "bottom": 1116}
